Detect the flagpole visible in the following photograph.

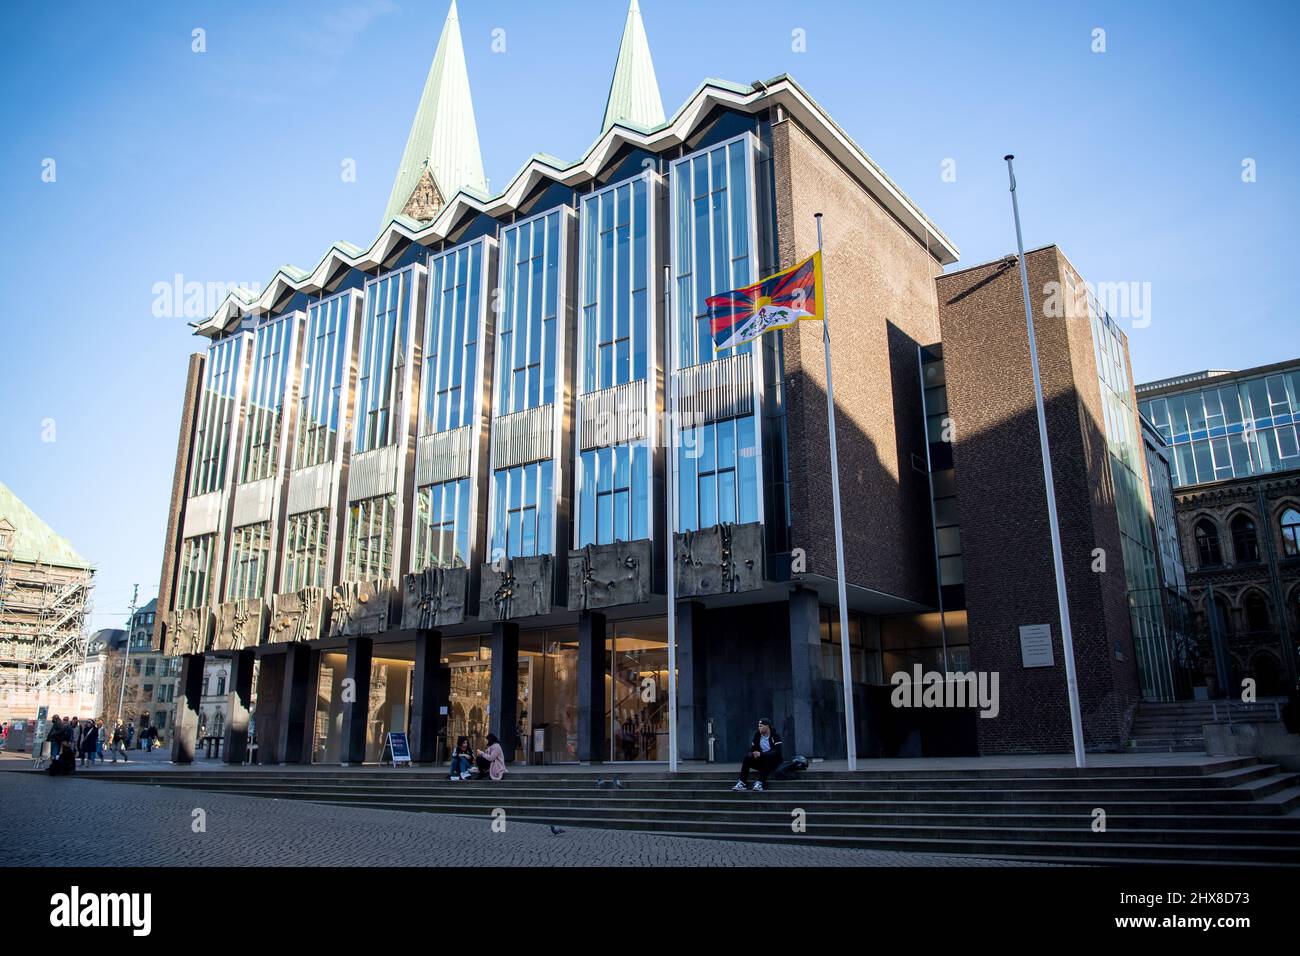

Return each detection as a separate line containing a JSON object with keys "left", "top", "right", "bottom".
{"left": 814, "top": 213, "right": 858, "bottom": 771}
{"left": 664, "top": 264, "right": 679, "bottom": 772}
{"left": 1003, "top": 155, "right": 1086, "bottom": 769}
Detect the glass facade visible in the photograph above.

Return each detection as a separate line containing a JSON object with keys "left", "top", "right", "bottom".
{"left": 608, "top": 617, "right": 670, "bottom": 762}
{"left": 920, "top": 346, "right": 964, "bottom": 596}
{"left": 177, "top": 534, "right": 215, "bottom": 610}
{"left": 496, "top": 210, "right": 562, "bottom": 414}
{"left": 820, "top": 608, "right": 883, "bottom": 684}
{"left": 312, "top": 652, "right": 413, "bottom": 764}
{"left": 412, "top": 241, "right": 486, "bottom": 572}
{"left": 421, "top": 240, "right": 484, "bottom": 435}
{"left": 226, "top": 521, "right": 271, "bottom": 601}
{"left": 676, "top": 418, "right": 760, "bottom": 530}
{"left": 580, "top": 175, "right": 651, "bottom": 393}
{"left": 670, "top": 134, "right": 762, "bottom": 532}
{"left": 488, "top": 209, "right": 565, "bottom": 557}
{"left": 671, "top": 135, "right": 756, "bottom": 367}
{"left": 355, "top": 269, "right": 416, "bottom": 454}
{"left": 1090, "top": 301, "right": 1176, "bottom": 700}
{"left": 490, "top": 461, "right": 554, "bottom": 559}
{"left": 282, "top": 509, "right": 330, "bottom": 592}
{"left": 293, "top": 292, "right": 352, "bottom": 471}
{"left": 577, "top": 444, "right": 651, "bottom": 546}
{"left": 189, "top": 334, "right": 244, "bottom": 497}
{"left": 574, "top": 173, "right": 655, "bottom": 547}
{"left": 343, "top": 494, "right": 397, "bottom": 583}
{"left": 239, "top": 314, "right": 296, "bottom": 483}
{"left": 1144, "top": 428, "right": 1187, "bottom": 592}
{"left": 881, "top": 611, "right": 971, "bottom": 676}
{"left": 1139, "top": 366, "right": 1300, "bottom": 487}
{"left": 413, "top": 478, "right": 472, "bottom": 570}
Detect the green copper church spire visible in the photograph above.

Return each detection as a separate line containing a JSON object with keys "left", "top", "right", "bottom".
{"left": 601, "top": 0, "right": 666, "bottom": 133}
{"left": 383, "top": 0, "right": 487, "bottom": 226}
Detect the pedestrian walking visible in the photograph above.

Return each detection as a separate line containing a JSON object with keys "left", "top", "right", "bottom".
{"left": 78, "top": 718, "right": 98, "bottom": 767}
{"left": 110, "top": 721, "right": 129, "bottom": 763}
{"left": 94, "top": 718, "right": 106, "bottom": 763}
{"left": 66, "top": 717, "right": 80, "bottom": 759}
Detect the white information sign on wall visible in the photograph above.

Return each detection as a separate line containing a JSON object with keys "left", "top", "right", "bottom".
{"left": 1019, "top": 624, "right": 1055, "bottom": 668}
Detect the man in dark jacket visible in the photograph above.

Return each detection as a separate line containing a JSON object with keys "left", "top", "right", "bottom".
{"left": 45, "top": 715, "right": 63, "bottom": 760}
{"left": 731, "top": 718, "right": 783, "bottom": 792}
{"left": 78, "top": 719, "right": 98, "bottom": 767}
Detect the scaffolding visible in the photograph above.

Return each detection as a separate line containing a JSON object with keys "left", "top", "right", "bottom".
{"left": 0, "top": 547, "right": 93, "bottom": 696}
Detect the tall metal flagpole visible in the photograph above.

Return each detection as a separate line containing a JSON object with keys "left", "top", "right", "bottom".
{"left": 814, "top": 213, "right": 858, "bottom": 771}
{"left": 1003, "top": 155, "right": 1086, "bottom": 769}
{"left": 664, "top": 265, "right": 679, "bottom": 772}
{"left": 114, "top": 584, "right": 139, "bottom": 726}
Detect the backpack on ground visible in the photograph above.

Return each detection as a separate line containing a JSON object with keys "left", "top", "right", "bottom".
{"left": 773, "top": 755, "right": 809, "bottom": 780}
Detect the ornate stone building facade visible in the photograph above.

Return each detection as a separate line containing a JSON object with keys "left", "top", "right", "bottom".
{"left": 1170, "top": 473, "right": 1300, "bottom": 695}
{"left": 1138, "top": 361, "right": 1300, "bottom": 698}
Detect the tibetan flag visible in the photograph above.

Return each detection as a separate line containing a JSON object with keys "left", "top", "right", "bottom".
{"left": 706, "top": 252, "right": 825, "bottom": 352}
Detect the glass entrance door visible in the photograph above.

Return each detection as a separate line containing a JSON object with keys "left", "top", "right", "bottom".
{"left": 448, "top": 661, "right": 491, "bottom": 753}
{"left": 446, "top": 657, "right": 532, "bottom": 759}
{"left": 608, "top": 618, "right": 670, "bottom": 761}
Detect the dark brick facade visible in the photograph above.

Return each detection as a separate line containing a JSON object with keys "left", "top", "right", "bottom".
{"left": 936, "top": 247, "right": 1141, "bottom": 753}
{"left": 771, "top": 115, "right": 941, "bottom": 604}
{"left": 155, "top": 352, "right": 205, "bottom": 652}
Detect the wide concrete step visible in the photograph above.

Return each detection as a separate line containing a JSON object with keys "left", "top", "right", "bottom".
{"left": 64, "top": 755, "right": 1263, "bottom": 781}
{"left": 74, "top": 758, "right": 1300, "bottom": 864}
{"left": 77, "top": 764, "right": 1281, "bottom": 791}
{"left": 232, "top": 789, "right": 1300, "bottom": 827}
{"left": 301, "top": 804, "right": 1300, "bottom": 864}
{"left": 85, "top": 777, "right": 1298, "bottom": 804}
{"left": 95, "top": 772, "right": 1300, "bottom": 807}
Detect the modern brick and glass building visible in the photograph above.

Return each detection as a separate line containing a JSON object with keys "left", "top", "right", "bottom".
{"left": 155, "top": 1, "right": 1182, "bottom": 767}
{"left": 1137, "top": 360, "right": 1300, "bottom": 697}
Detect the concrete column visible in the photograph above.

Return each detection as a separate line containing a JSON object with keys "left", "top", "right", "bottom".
{"left": 277, "top": 643, "right": 312, "bottom": 764}
{"left": 340, "top": 637, "right": 373, "bottom": 765}
{"left": 577, "top": 611, "right": 607, "bottom": 763}
{"left": 410, "top": 629, "right": 444, "bottom": 765}
{"left": 488, "top": 621, "right": 519, "bottom": 759}
{"left": 171, "top": 652, "right": 205, "bottom": 764}
{"left": 788, "top": 586, "right": 821, "bottom": 758}
{"left": 676, "top": 601, "right": 708, "bottom": 761}
{"left": 222, "top": 649, "right": 255, "bottom": 764}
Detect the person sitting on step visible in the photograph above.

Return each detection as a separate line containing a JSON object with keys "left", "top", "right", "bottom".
{"left": 449, "top": 736, "right": 474, "bottom": 781}
{"left": 732, "top": 718, "right": 782, "bottom": 792}
{"left": 474, "top": 733, "right": 507, "bottom": 781}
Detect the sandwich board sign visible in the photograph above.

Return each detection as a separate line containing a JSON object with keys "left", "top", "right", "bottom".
{"left": 381, "top": 731, "right": 412, "bottom": 766}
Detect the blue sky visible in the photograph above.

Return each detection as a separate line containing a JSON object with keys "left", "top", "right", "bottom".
{"left": 1, "top": 0, "right": 1296, "bottom": 630}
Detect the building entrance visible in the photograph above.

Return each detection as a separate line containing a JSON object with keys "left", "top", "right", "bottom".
{"left": 607, "top": 618, "right": 669, "bottom": 761}
{"left": 312, "top": 652, "right": 413, "bottom": 764}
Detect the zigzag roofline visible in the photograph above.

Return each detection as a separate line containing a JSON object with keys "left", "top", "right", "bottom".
{"left": 195, "top": 74, "right": 959, "bottom": 338}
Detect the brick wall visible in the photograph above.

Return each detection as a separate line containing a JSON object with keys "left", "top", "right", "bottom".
{"left": 155, "top": 352, "right": 205, "bottom": 652}
{"left": 937, "top": 247, "right": 1140, "bottom": 753}
{"left": 771, "top": 116, "right": 943, "bottom": 604}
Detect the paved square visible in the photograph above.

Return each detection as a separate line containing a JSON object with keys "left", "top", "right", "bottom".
{"left": 0, "top": 756, "right": 1038, "bottom": 867}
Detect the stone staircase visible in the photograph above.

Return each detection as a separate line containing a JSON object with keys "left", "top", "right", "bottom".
{"left": 78, "top": 757, "right": 1300, "bottom": 865}
{"left": 1127, "top": 699, "right": 1286, "bottom": 754}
